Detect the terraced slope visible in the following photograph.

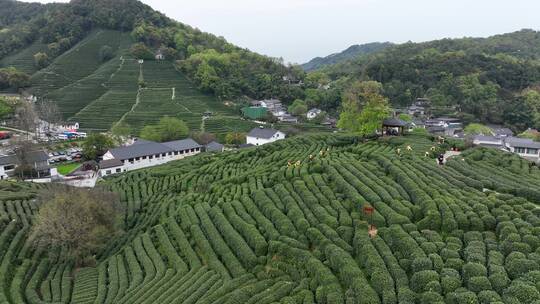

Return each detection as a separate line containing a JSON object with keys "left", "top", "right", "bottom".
{"left": 1, "top": 134, "right": 539, "bottom": 303}
{"left": 29, "top": 30, "right": 132, "bottom": 97}
{"left": 19, "top": 33, "right": 245, "bottom": 134}
{"left": 0, "top": 41, "right": 49, "bottom": 74}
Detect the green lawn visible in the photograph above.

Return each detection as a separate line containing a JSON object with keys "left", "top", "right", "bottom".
{"left": 54, "top": 162, "right": 81, "bottom": 175}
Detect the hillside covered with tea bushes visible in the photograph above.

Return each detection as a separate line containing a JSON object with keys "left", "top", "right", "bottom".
{"left": 0, "top": 134, "right": 540, "bottom": 303}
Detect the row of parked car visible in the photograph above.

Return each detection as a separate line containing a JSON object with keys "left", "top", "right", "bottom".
{"left": 48, "top": 148, "right": 83, "bottom": 163}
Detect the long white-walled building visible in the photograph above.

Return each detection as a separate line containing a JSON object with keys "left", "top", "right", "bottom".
{"left": 99, "top": 138, "right": 202, "bottom": 176}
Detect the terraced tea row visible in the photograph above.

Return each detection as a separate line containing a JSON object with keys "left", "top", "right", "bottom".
{"left": 0, "top": 134, "right": 539, "bottom": 303}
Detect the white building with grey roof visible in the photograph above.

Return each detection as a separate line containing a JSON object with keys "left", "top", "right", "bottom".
{"left": 246, "top": 127, "right": 285, "bottom": 146}
{"left": 99, "top": 138, "right": 202, "bottom": 176}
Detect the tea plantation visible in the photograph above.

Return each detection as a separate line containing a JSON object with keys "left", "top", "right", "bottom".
{"left": 9, "top": 28, "right": 243, "bottom": 134}
{"left": 0, "top": 134, "right": 539, "bottom": 303}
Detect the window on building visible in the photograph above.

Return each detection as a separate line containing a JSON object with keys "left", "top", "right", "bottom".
{"left": 142, "top": 156, "right": 147, "bottom": 160}
{"left": 106, "top": 170, "right": 111, "bottom": 175}
{"left": 180, "top": 150, "right": 184, "bottom": 154}
{"left": 527, "top": 148, "right": 538, "bottom": 155}
{"left": 129, "top": 158, "right": 134, "bottom": 162}
{"left": 4, "top": 165, "right": 15, "bottom": 171}
{"left": 162, "top": 153, "right": 166, "bottom": 157}
{"left": 155, "top": 154, "right": 160, "bottom": 158}
{"left": 135, "top": 157, "right": 140, "bottom": 161}
{"left": 174, "top": 151, "right": 179, "bottom": 155}
{"left": 116, "top": 168, "right": 121, "bottom": 173}
{"left": 515, "top": 147, "right": 527, "bottom": 154}
{"left": 149, "top": 155, "right": 154, "bottom": 159}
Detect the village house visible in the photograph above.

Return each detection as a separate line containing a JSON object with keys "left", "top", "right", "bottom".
{"left": 278, "top": 113, "right": 298, "bottom": 123}
{"left": 306, "top": 108, "right": 322, "bottom": 120}
{"left": 472, "top": 135, "right": 504, "bottom": 149}
{"left": 259, "top": 99, "right": 286, "bottom": 117}
{"left": 99, "top": 138, "right": 202, "bottom": 176}
{"left": 0, "top": 151, "right": 50, "bottom": 180}
{"left": 246, "top": 127, "right": 286, "bottom": 146}
{"left": 503, "top": 137, "right": 540, "bottom": 162}
{"left": 205, "top": 141, "right": 224, "bottom": 153}
{"left": 472, "top": 135, "right": 540, "bottom": 162}
{"left": 155, "top": 49, "right": 165, "bottom": 60}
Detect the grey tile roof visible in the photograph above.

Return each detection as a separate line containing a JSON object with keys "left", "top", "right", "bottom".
{"left": 473, "top": 135, "right": 502, "bottom": 143}
{"left": 504, "top": 137, "right": 540, "bottom": 149}
{"left": 108, "top": 141, "right": 171, "bottom": 160}
{"left": 99, "top": 159, "right": 124, "bottom": 169}
{"left": 247, "top": 128, "right": 281, "bottom": 139}
{"left": 206, "top": 141, "right": 224, "bottom": 152}
{"left": 383, "top": 118, "right": 408, "bottom": 127}
{"left": 162, "top": 138, "right": 202, "bottom": 151}
{"left": 0, "top": 151, "right": 48, "bottom": 166}
{"left": 108, "top": 138, "right": 201, "bottom": 160}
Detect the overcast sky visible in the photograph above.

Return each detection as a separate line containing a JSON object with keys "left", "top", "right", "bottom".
{"left": 20, "top": 0, "right": 540, "bottom": 64}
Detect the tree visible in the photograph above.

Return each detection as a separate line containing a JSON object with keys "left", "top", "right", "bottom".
{"left": 140, "top": 116, "right": 189, "bottom": 142}
{"left": 464, "top": 123, "right": 493, "bottom": 135}
{"left": 288, "top": 99, "right": 308, "bottom": 116}
{"left": 225, "top": 132, "right": 245, "bottom": 145}
{"left": 15, "top": 102, "right": 37, "bottom": 140}
{"left": 99, "top": 45, "right": 114, "bottom": 62}
{"left": 130, "top": 43, "right": 153, "bottom": 60}
{"left": 12, "top": 138, "right": 37, "bottom": 180}
{"left": 398, "top": 113, "right": 413, "bottom": 122}
{"left": 111, "top": 121, "right": 132, "bottom": 138}
{"left": 191, "top": 131, "right": 216, "bottom": 145}
{"left": 30, "top": 187, "right": 121, "bottom": 265}
{"left": 0, "top": 97, "right": 16, "bottom": 119}
{"left": 0, "top": 67, "right": 30, "bottom": 90}
{"left": 82, "top": 133, "right": 114, "bottom": 160}
{"left": 311, "top": 111, "right": 328, "bottom": 124}
{"left": 33, "top": 52, "right": 49, "bottom": 69}
{"left": 337, "top": 81, "right": 390, "bottom": 135}
{"left": 37, "top": 100, "right": 62, "bottom": 134}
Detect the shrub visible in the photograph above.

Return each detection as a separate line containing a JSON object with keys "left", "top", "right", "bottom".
{"left": 502, "top": 281, "right": 540, "bottom": 303}
{"left": 441, "top": 268, "right": 462, "bottom": 294}
{"left": 419, "top": 291, "right": 443, "bottom": 304}
{"left": 467, "top": 276, "right": 491, "bottom": 292}
{"left": 411, "top": 270, "right": 439, "bottom": 293}
{"left": 489, "top": 272, "right": 510, "bottom": 294}
{"left": 462, "top": 263, "right": 487, "bottom": 283}
{"left": 505, "top": 258, "right": 540, "bottom": 279}
{"left": 412, "top": 257, "right": 433, "bottom": 273}
{"left": 478, "top": 290, "right": 501, "bottom": 304}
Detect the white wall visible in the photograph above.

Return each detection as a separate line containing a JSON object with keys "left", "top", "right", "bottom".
{"left": 246, "top": 131, "right": 285, "bottom": 146}
{"left": 101, "top": 149, "right": 201, "bottom": 176}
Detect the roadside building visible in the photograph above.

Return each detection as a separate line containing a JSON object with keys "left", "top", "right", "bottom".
{"left": 0, "top": 151, "right": 50, "bottom": 180}
{"left": 246, "top": 127, "right": 286, "bottom": 146}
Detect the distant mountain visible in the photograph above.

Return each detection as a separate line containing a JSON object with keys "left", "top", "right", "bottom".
{"left": 301, "top": 42, "right": 393, "bottom": 71}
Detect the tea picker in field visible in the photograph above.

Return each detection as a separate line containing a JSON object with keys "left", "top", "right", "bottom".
{"left": 438, "top": 153, "right": 444, "bottom": 165}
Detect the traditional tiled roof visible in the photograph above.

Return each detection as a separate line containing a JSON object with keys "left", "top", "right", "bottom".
{"left": 247, "top": 128, "right": 281, "bottom": 139}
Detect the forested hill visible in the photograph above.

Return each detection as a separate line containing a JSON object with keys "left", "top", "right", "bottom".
{"left": 301, "top": 42, "right": 392, "bottom": 71}
{"left": 0, "top": 0, "right": 304, "bottom": 102}
{"left": 303, "top": 29, "right": 540, "bottom": 131}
